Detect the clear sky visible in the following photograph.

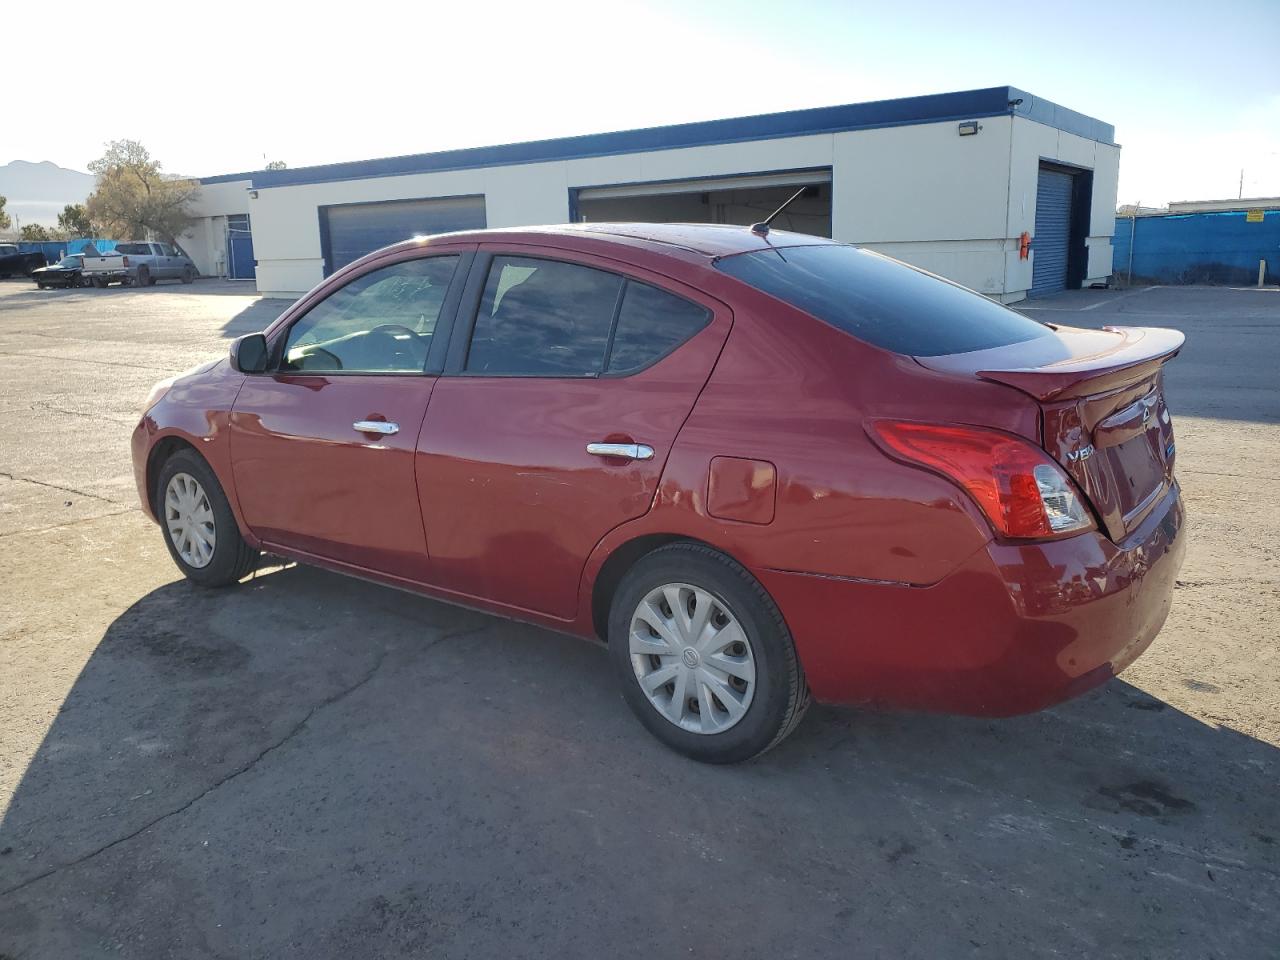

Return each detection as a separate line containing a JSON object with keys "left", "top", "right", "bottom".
{"left": 6, "top": 0, "right": 1278, "bottom": 206}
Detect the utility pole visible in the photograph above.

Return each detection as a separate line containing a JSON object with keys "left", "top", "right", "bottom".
{"left": 1127, "top": 201, "right": 1139, "bottom": 288}
{"left": 1239, "top": 168, "right": 1244, "bottom": 200}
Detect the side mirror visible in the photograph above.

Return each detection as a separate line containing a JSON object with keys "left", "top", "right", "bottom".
{"left": 230, "top": 333, "right": 270, "bottom": 374}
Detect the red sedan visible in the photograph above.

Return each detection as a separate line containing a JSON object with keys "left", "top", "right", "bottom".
{"left": 131, "top": 223, "right": 1185, "bottom": 763}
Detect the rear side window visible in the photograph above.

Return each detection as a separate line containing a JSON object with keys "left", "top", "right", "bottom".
{"left": 116, "top": 243, "right": 151, "bottom": 256}
{"left": 467, "top": 257, "right": 622, "bottom": 376}
{"left": 716, "top": 244, "right": 1052, "bottom": 357}
{"left": 607, "top": 282, "right": 711, "bottom": 374}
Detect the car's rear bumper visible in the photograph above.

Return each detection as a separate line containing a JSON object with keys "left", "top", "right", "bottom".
{"left": 755, "top": 482, "right": 1185, "bottom": 716}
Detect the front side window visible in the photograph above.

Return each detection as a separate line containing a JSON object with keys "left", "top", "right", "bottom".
{"left": 466, "top": 256, "right": 622, "bottom": 376}
{"left": 716, "top": 244, "right": 1053, "bottom": 357}
{"left": 282, "top": 256, "right": 458, "bottom": 373}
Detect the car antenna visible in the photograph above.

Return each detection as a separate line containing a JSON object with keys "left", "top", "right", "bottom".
{"left": 749, "top": 186, "right": 808, "bottom": 237}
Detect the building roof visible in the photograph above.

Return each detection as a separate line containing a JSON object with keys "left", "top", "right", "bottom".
{"left": 1167, "top": 197, "right": 1280, "bottom": 213}
{"left": 200, "top": 86, "right": 1114, "bottom": 191}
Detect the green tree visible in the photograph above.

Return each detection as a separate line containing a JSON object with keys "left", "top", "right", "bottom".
{"left": 85, "top": 140, "right": 197, "bottom": 242}
{"left": 56, "top": 203, "right": 95, "bottom": 238}
{"left": 0, "top": 195, "right": 10, "bottom": 231}
{"left": 19, "top": 223, "right": 54, "bottom": 241}
{"left": 265, "top": 159, "right": 287, "bottom": 170}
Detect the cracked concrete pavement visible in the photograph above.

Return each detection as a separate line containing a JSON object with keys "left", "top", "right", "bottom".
{"left": 0, "top": 279, "right": 1277, "bottom": 958}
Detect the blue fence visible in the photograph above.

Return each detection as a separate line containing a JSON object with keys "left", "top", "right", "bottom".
{"left": 1112, "top": 210, "right": 1279, "bottom": 286}
{"left": 17, "top": 239, "right": 118, "bottom": 262}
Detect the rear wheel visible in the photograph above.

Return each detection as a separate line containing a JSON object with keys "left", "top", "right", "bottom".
{"left": 156, "top": 449, "right": 259, "bottom": 587}
{"left": 608, "top": 542, "right": 809, "bottom": 763}
{"left": 94, "top": 276, "right": 108, "bottom": 288}
{"left": 136, "top": 267, "right": 151, "bottom": 287}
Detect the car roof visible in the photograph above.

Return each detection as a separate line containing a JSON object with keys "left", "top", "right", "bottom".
{"left": 404, "top": 222, "right": 839, "bottom": 262}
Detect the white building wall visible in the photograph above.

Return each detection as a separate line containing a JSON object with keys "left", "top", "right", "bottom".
{"left": 191, "top": 114, "right": 1119, "bottom": 300}
{"left": 178, "top": 179, "right": 250, "bottom": 277}
{"left": 244, "top": 135, "right": 836, "bottom": 297}
{"left": 1004, "top": 118, "right": 1120, "bottom": 298}
{"left": 833, "top": 116, "right": 1015, "bottom": 296}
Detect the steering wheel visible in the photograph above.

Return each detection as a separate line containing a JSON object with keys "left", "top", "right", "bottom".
{"left": 367, "top": 324, "right": 419, "bottom": 341}
{"left": 289, "top": 346, "right": 342, "bottom": 371}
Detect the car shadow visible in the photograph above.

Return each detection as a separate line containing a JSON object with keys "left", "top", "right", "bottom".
{"left": 1, "top": 562, "right": 1277, "bottom": 957}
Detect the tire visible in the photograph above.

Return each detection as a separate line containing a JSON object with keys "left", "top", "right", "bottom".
{"left": 36, "top": 283, "right": 46, "bottom": 290}
{"left": 136, "top": 267, "right": 151, "bottom": 286}
{"left": 608, "top": 542, "right": 809, "bottom": 763}
{"left": 181, "top": 266, "right": 196, "bottom": 284}
{"left": 155, "top": 449, "right": 259, "bottom": 587}
{"left": 94, "top": 276, "right": 107, "bottom": 288}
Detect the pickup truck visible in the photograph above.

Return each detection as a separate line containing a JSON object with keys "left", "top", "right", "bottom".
{"left": 111, "top": 241, "right": 198, "bottom": 286}
{"left": 0, "top": 244, "right": 47, "bottom": 278}
{"left": 80, "top": 252, "right": 133, "bottom": 287}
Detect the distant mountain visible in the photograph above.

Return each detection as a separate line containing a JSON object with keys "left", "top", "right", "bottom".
{"left": 0, "top": 160, "right": 96, "bottom": 227}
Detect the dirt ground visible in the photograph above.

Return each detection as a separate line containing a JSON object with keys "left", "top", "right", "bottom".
{"left": 1, "top": 278, "right": 1277, "bottom": 958}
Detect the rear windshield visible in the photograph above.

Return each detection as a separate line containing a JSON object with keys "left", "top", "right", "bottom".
{"left": 115, "top": 243, "right": 152, "bottom": 255}
{"left": 716, "top": 244, "right": 1052, "bottom": 357}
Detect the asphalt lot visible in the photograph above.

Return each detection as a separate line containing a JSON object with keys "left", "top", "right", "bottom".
{"left": 1, "top": 277, "right": 1277, "bottom": 958}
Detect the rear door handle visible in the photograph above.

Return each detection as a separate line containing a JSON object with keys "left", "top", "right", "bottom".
{"left": 354, "top": 420, "right": 399, "bottom": 435}
{"left": 586, "top": 442, "right": 654, "bottom": 461}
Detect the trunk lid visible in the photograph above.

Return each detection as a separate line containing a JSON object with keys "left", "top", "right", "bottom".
{"left": 916, "top": 324, "right": 1184, "bottom": 541}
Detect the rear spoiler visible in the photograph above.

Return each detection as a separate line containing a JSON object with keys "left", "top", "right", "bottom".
{"left": 974, "top": 326, "right": 1185, "bottom": 402}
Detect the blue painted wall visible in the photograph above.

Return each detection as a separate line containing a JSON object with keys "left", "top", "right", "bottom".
{"left": 1112, "top": 211, "right": 1279, "bottom": 285}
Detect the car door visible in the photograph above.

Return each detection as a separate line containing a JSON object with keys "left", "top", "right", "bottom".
{"left": 416, "top": 247, "right": 731, "bottom": 619}
{"left": 229, "top": 248, "right": 471, "bottom": 578}
{"left": 157, "top": 243, "right": 176, "bottom": 278}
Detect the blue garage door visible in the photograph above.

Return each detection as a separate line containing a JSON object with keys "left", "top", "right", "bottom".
{"left": 227, "top": 214, "right": 255, "bottom": 280}
{"left": 1031, "top": 167, "right": 1074, "bottom": 297}
{"left": 321, "top": 196, "right": 487, "bottom": 275}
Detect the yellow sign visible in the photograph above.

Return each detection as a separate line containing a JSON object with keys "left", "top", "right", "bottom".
{"left": 1246, "top": 209, "right": 1265, "bottom": 222}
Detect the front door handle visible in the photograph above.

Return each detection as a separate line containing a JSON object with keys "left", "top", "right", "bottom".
{"left": 586, "top": 442, "right": 654, "bottom": 461}
{"left": 354, "top": 420, "right": 399, "bottom": 435}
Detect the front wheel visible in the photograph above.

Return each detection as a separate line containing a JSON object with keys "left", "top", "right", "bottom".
{"left": 181, "top": 266, "right": 196, "bottom": 284}
{"left": 608, "top": 542, "right": 809, "bottom": 763}
{"left": 156, "top": 449, "right": 259, "bottom": 587}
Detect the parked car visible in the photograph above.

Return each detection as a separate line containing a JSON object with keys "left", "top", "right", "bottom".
{"left": 131, "top": 224, "right": 1186, "bottom": 763}
{"left": 112, "top": 241, "right": 198, "bottom": 286}
{"left": 31, "top": 254, "right": 86, "bottom": 288}
{"left": 0, "top": 243, "right": 47, "bottom": 278}
{"left": 81, "top": 251, "right": 134, "bottom": 287}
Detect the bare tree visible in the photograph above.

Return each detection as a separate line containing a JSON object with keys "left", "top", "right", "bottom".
{"left": 85, "top": 140, "right": 198, "bottom": 242}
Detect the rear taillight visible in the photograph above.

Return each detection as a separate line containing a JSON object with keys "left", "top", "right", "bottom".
{"left": 122, "top": 256, "right": 129, "bottom": 266}
{"left": 868, "top": 421, "right": 1095, "bottom": 540}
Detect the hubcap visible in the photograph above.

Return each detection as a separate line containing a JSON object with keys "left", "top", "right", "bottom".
{"left": 629, "top": 583, "right": 756, "bottom": 734}
{"left": 164, "top": 472, "right": 216, "bottom": 569}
